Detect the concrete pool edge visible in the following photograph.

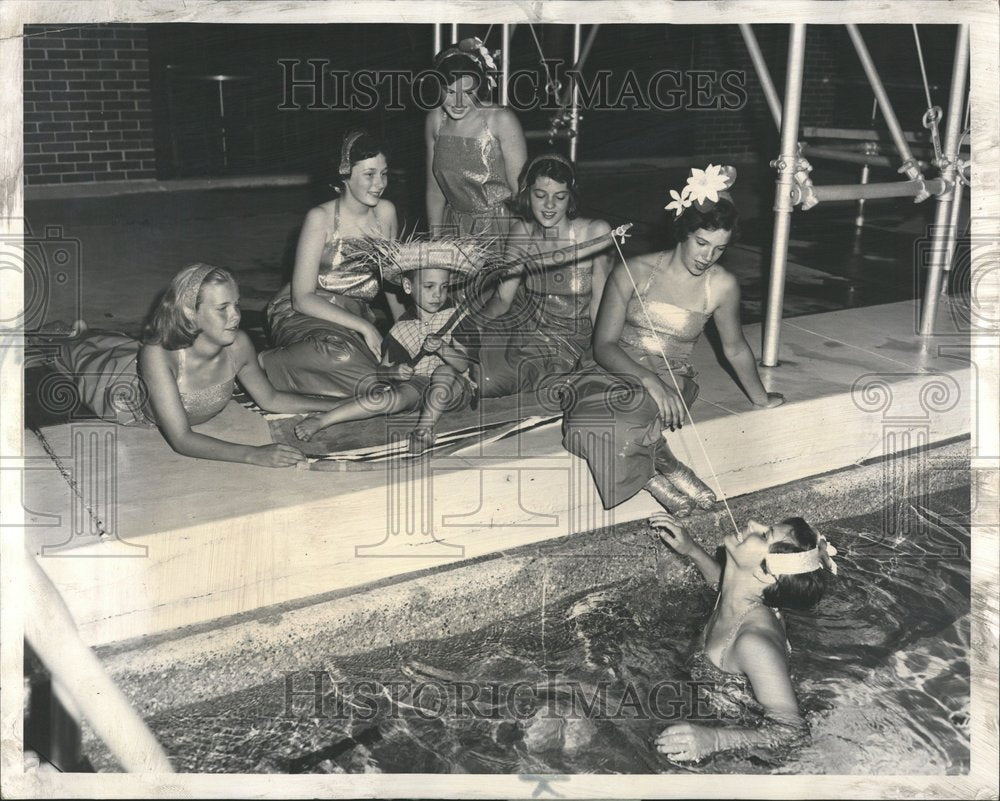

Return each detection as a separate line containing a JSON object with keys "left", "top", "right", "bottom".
{"left": 95, "top": 437, "right": 970, "bottom": 719}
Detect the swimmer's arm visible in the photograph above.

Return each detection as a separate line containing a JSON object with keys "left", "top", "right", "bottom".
{"left": 649, "top": 514, "right": 721, "bottom": 587}
{"left": 231, "top": 332, "right": 339, "bottom": 414}
{"left": 687, "top": 545, "right": 723, "bottom": 588}
{"left": 657, "top": 630, "right": 808, "bottom": 761}
{"left": 716, "top": 631, "right": 808, "bottom": 752}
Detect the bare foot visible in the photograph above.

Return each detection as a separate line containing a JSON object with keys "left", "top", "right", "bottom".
{"left": 294, "top": 415, "right": 325, "bottom": 442}
{"left": 408, "top": 427, "right": 436, "bottom": 455}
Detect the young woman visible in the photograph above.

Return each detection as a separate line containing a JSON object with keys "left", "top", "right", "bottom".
{"left": 259, "top": 129, "right": 400, "bottom": 398}
{"left": 55, "top": 264, "right": 341, "bottom": 467}
{"left": 475, "top": 153, "right": 615, "bottom": 398}
{"left": 562, "top": 165, "right": 784, "bottom": 515}
{"left": 650, "top": 512, "right": 836, "bottom": 761}
{"left": 425, "top": 38, "right": 526, "bottom": 241}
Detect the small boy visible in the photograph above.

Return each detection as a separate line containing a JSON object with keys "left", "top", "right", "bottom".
{"left": 295, "top": 259, "right": 478, "bottom": 454}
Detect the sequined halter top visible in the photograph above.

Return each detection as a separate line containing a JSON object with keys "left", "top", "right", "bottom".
{"left": 174, "top": 345, "right": 237, "bottom": 425}
{"left": 619, "top": 258, "right": 716, "bottom": 363}
{"left": 315, "top": 199, "right": 383, "bottom": 301}
{"left": 431, "top": 112, "right": 512, "bottom": 215}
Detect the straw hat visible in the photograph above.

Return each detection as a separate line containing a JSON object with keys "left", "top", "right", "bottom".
{"left": 358, "top": 237, "right": 497, "bottom": 286}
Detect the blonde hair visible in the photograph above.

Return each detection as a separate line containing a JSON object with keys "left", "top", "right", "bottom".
{"left": 142, "top": 264, "right": 237, "bottom": 350}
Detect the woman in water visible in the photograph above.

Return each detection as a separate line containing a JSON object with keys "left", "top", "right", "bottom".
{"left": 475, "top": 153, "right": 616, "bottom": 399}
{"left": 425, "top": 37, "right": 526, "bottom": 241}
{"left": 562, "top": 165, "right": 784, "bottom": 516}
{"left": 259, "top": 129, "right": 400, "bottom": 398}
{"left": 55, "top": 264, "right": 340, "bottom": 467}
{"left": 649, "top": 511, "right": 836, "bottom": 761}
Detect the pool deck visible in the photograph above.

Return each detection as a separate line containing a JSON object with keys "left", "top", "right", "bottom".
{"left": 25, "top": 298, "right": 971, "bottom": 647}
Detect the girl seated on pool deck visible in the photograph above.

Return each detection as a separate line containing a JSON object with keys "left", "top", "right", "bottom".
{"left": 649, "top": 511, "right": 836, "bottom": 762}
{"left": 294, "top": 240, "right": 484, "bottom": 454}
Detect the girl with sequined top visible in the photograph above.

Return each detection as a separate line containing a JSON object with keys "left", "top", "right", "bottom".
{"left": 562, "top": 165, "right": 784, "bottom": 516}
{"left": 425, "top": 38, "right": 527, "bottom": 241}
{"left": 55, "top": 265, "right": 342, "bottom": 468}
{"left": 474, "top": 153, "right": 615, "bottom": 399}
{"left": 259, "top": 130, "right": 401, "bottom": 398}
{"left": 649, "top": 512, "right": 836, "bottom": 762}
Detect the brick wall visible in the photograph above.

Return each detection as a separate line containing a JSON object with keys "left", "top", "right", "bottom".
{"left": 24, "top": 24, "right": 156, "bottom": 184}
{"left": 687, "top": 26, "right": 838, "bottom": 160}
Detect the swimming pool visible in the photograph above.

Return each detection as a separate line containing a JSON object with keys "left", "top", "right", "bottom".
{"left": 120, "top": 483, "right": 969, "bottom": 775}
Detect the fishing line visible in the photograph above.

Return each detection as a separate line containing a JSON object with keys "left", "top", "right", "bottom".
{"left": 609, "top": 235, "right": 741, "bottom": 536}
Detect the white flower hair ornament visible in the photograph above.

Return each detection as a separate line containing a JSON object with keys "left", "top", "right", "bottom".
{"left": 459, "top": 37, "right": 499, "bottom": 90}
{"left": 665, "top": 164, "right": 738, "bottom": 218}
{"left": 765, "top": 535, "right": 839, "bottom": 577}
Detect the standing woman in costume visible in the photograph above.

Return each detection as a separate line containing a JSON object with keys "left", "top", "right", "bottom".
{"left": 425, "top": 37, "right": 527, "bottom": 240}
{"left": 476, "top": 153, "right": 615, "bottom": 398}
{"left": 562, "top": 165, "right": 784, "bottom": 516}
{"left": 259, "top": 130, "right": 400, "bottom": 398}
{"left": 54, "top": 264, "right": 341, "bottom": 467}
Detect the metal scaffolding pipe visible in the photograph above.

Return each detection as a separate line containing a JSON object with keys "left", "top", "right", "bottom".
{"left": 920, "top": 24, "right": 970, "bottom": 334}
{"left": 525, "top": 129, "right": 574, "bottom": 140}
{"left": 450, "top": 23, "right": 459, "bottom": 43}
{"left": 500, "top": 24, "right": 511, "bottom": 106}
{"left": 800, "top": 144, "right": 930, "bottom": 171}
{"left": 942, "top": 181, "right": 966, "bottom": 283}
{"left": 569, "top": 24, "right": 582, "bottom": 162}
{"left": 433, "top": 23, "right": 442, "bottom": 55}
{"left": 809, "top": 178, "right": 945, "bottom": 203}
{"left": 846, "top": 25, "right": 923, "bottom": 180}
{"left": 856, "top": 162, "right": 870, "bottom": 228}
{"left": 762, "top": 23, "right": 807, "bottom": 367}
{"left": 739, "top": 24, "right": 782, "bottom": 130}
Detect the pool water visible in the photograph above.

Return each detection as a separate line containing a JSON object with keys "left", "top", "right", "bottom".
{"left": 134, "top": 486, "right": 970, "bottom": 775}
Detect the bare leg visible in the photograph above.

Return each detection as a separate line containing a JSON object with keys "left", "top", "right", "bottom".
{"left": 409, "top": 365, "right": 464, "bottom": 454}
{"left": 295, "top": 382, "right": 422, "bottom": 441}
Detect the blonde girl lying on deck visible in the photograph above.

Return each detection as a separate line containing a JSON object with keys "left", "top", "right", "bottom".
{"left": 55, "top": 264, "right": 343, "bottom": 468}
{"left": 650, "top": 512, "right": 836, "bottom": 762}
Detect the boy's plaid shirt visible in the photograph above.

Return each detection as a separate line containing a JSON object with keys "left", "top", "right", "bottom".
{"left": 383, "top": 304, "right": 478, "bottom": 377}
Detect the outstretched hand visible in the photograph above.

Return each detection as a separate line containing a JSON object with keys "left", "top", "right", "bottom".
{"left": 648, "top": 511, "right": 696, "bottom": 556}
{"left": 250, "top": 443, "right": 307, "bottom": 468}
{"left": 655, "top": 722, "right": 718, "bottom": 762}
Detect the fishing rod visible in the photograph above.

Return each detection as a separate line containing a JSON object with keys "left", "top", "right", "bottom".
{"left": 406, "top": 222, "right": 633, "bottom": 368}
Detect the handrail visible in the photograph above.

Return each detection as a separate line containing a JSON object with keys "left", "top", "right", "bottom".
{"left": 24, "top": 550, "right": 174, "bottom": 773}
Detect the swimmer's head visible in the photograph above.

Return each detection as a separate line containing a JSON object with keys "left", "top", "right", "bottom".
{"left": 757, "top": 517, "right": 831, "bottom": 610}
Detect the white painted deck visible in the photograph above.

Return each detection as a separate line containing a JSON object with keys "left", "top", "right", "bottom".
{"left": 25, "top": 300, "right": 970, "bottom": 646}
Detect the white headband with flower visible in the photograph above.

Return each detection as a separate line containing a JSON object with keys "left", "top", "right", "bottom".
{"left": 664, "top": 164, "right": 737, "bottom": 217}
{"left": 765, "top": 535, "right": 839, "bottom": 576}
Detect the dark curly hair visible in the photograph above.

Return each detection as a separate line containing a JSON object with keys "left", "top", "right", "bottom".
{"left": 335, "top": 130, "right": 389, "bottom": 186}
{"left": 432, "top": 47, "right": 491, "bottom": 102}
{"left": 510, "top": 155, "right": 579, "bottom": 222}
{"left": 760, "top": 517, "right": 829, "bottom": 611}
{"left": 672, "top": 197, "right": 740, "bottom": 244}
